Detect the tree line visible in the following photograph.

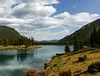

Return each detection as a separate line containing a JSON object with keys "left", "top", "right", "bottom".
{"left": 90, "top": 25, "right": 100, "bottom": 47}
{"left": 65, "top": 25, "right": 100, "bottom": 52}
{"left": 0, "top": 36, "right": 34, "bottom": 46}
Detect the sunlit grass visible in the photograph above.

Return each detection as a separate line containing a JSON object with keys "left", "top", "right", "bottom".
{"left": 0, "top": 45, "right": 42, "bottom": 50}
{"left": 38, "top": 48, "right": 100, "bottom": 76}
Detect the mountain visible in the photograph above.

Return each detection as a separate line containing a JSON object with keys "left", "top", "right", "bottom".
{"left": 0, "top": 25, "right": 21, "bottom": 39}
{"left": 59, "top": 19, "right": 100, "bottom": 42}
{"left": 38, "top": 40, "right": 59, "bottom": 42}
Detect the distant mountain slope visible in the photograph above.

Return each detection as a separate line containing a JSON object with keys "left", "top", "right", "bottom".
{"left": 59, "top": 19, "right": 100, "bottom": 42}
{"left": 38, "top": 40, "right": 59, "bottom": 42}
{"left": 0, "top": 25, "right": 21, "bottom": 39}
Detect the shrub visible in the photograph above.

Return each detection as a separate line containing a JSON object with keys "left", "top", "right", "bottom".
{"left": 78, "top": 55, "right": 87, "bottom": 62}
{"left": 37, "top": 71, "right": 47, "bottom": 76}
{"left": 78, "top": 57, "right": 85, "bottom": 62}
{"left": 88, "top": 62, "right": 100, "bottom": 73}
{"left": 84, "top": 55, "right": 87, "bottom": 59}
{"left": 44, "top": 63, "right": 48, "bottom": 69}
{"left": 59, "top": 69, "right": 73, "bottom": 76}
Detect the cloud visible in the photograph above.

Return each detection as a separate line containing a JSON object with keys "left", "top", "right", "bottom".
{"left": 11, "top": 3, "right": 56, "bottom": 18}
{"left": 15, "top": 0, "right": 59, "bottom": 5}
{"left": 0, "top": 8, "right": 5, "bottom": 17}
{"left": 54, "top": 12, "right": 100, "bottom": 27}
{"left": 0, "top": 0, "right": 99, "bottom": 40}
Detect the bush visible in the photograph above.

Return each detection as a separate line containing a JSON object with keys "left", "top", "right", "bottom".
{"left": 44, "top": 63, "right": 48, "bottom": 69}
{"left": 78, "top": 55, "right": 87, "bottom": 62}
{"left": 78, "top": 57, "right": 85, "bottom": 62}
{"left": 37, "top": 71, "right": 47, "bottom": 76}
{"left": 84, "top": 55, "right": 87, "bottom": 59}
{"left": 88, "top": 62, "right": 100, "bottom": 73}
{"left": 59, "top": 69, "right": 73, "bottom": 76}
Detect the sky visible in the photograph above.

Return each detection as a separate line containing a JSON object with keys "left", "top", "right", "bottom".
{"left": 0, "top": 0, "right": 100, "bottom": 41}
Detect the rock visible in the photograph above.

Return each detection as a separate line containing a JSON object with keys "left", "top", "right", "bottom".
{"left": 26, "top": 69, "right": 37, "bottom": 76}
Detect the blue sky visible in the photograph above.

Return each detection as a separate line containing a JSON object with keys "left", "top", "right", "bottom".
{"left": 53, "top": 0, "right": 100, "bottom": 15}
{"left": 11, "top": 3, "right": 20, "bottom": 8}
{"left": 0, "top": 0, "right": 100, "bottom": 40}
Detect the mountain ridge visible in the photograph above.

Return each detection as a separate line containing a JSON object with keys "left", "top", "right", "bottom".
{"left": 0, "top": 25, "right": 21, "bottom": 39}
{"left": 59, "top": 19, "right": 100, "bottom": 42}
{"left": 37, "top": 39, "right": 59, "bottom": 42}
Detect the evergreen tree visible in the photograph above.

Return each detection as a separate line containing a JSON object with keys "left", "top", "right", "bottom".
{"left": 74, "top": 35, "right": 80, "bottom": 51}
{"left": 17, "top": 37, "right": 20, "bottom": 45}
{"left": 4, "top": 39, "right": 8, "bottom": 46}
{"left": 90, "top": 31, "right": 93, "bottom": 46}
{"left": 96, "top": 27, "right": 100, "bottom": 45}
{"left": 65, "top": 41, "right": 70, "bottom": 52}
{"left": 79, "top": 34, "right": 84, "bottom": 49}
{"left": 1, "top": 37, "right": 4, "bottom": 45}
{"left": 35, "top": 42, "right": 38, "bottom": 46}
{"left": 90, "top": 25, "right": 97, "bottom": 46}
{"left": 31, "top": 37, "right": 34, "bottom": 46}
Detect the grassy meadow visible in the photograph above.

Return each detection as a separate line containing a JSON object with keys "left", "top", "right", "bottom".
{"left": 38, "top": 48, "right": 100, "bottom": 76}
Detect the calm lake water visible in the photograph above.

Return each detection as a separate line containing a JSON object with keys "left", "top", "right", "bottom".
{"left": 0, "top": 45, "right": 73, "bottom": 76}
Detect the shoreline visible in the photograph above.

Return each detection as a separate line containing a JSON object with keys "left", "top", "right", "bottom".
{"left": 0, "top": 45, "right": 42, "bottom": 50}
{"left": 37, "top": 48, "right": 100, "bottom": 76}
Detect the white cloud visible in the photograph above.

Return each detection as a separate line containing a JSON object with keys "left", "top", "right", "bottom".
{"left": 54, "top": 12, "right": 100, "bottom": 27}
{"left": 0, "top": 0, "right": 99, "bottom": 40}
{"left": 11, "top": 3, "right": 56, "bottom": 18}
{"left": 54, "top": 12, "right": 70, "bottom": 18}
{"left": 15, "top": 0, "right": 59, "bottom": 5}
{"left": 0, "top": 8, "right": 5, "bottom": 17}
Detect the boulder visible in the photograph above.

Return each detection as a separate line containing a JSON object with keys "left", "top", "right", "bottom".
{"left": 26, "top": 69, "right": 37, "bottom": 76}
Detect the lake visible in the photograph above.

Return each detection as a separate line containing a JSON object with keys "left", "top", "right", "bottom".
{"left": 0, "top": 45, "right": 73, "bottom": 76}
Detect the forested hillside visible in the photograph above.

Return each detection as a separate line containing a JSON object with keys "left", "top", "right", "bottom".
{"left": 59, "top": 19, "right": 100, "bottom": 42}
{"left": 0, "top": 25, "right": 34, "bottom": 46}
{"left": 0, "top": 25, "right": 20, "bottom": 39}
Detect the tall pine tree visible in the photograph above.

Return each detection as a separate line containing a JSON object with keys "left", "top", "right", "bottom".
{"left": 74, "top": 35, "right": 80, "bottom": 51}
{"left": 79, "top": 34, "right": 84, "bottom": 49}
{"left": 96, "top": 27, "right": 100, "bottom": 45}
{"left": 90, "top": 25, "right": 97, "bottom": 46}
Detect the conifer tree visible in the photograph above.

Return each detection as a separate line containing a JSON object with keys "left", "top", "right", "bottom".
{"left": 65, "top": 41, "right": 70, "bottom": 52}
{"left": 79, "top": 34, "right": 84, "bottom": 49}
{"left": 96, "top": 27, "right": 100, "bottom": 45}
{"left": 90, "top": 25, "right": 97, "bottom": 46}
{"left": 31, "top": 37, "right": 34, "bottom": 46}
{"left": 35, "top": 42, "right": 38, "bottom": 46}
{"left": 4, "top": 39, "right": 8, "bottom": 46}
{"left": 17, "top": 37, "right": 20, "bottom": 45}
{"left": 74, "top": 35, "right": 80, "bottom": 51}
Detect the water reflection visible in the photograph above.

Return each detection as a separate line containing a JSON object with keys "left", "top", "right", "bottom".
{"left": 0, "top": 45, "right": 73, "bottom": 76}
{"left": 0, "top": 69, "right": 26, "bottom": 76}
{"left": 17, "top": 53, "right": 33, "bottom": 62}
{"left": 0, "top": 55, "right": 15, "bottom": 64}
{"left": 17, "top": 50, "right": 35, "bottom": 62}
{"left": 17, "top": 53, "right": 28, "bottom": 62}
